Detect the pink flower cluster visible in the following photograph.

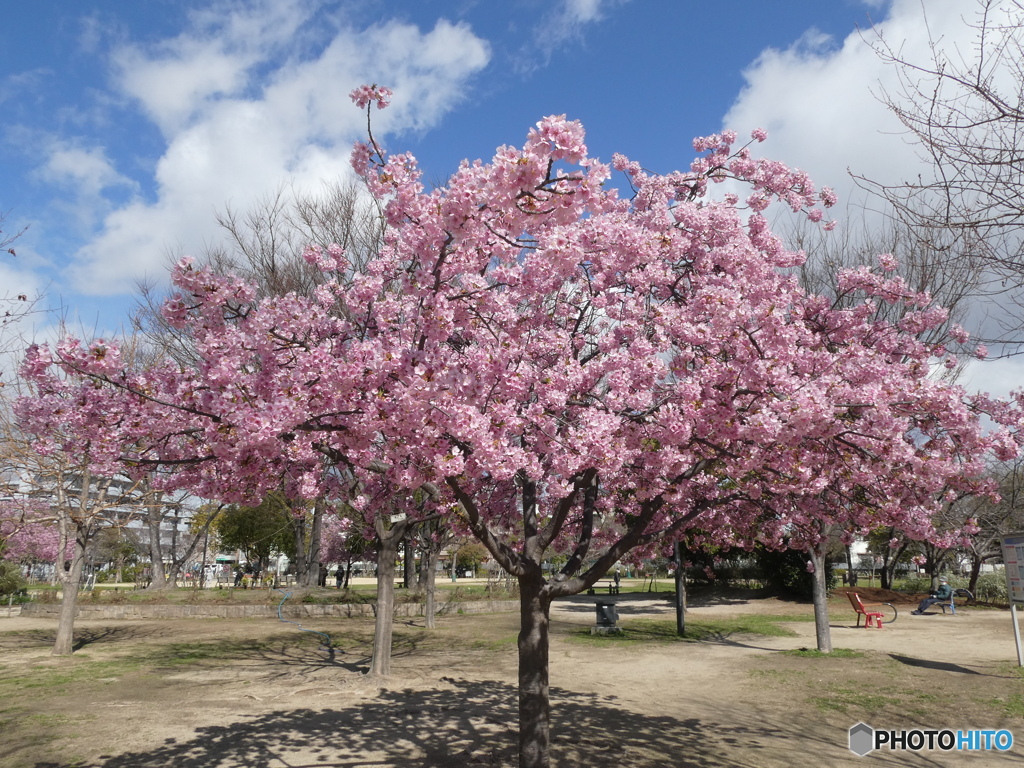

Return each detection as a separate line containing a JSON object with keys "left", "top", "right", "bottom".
{"left": 15, "top": 85, "right": 1023, "bottom": 591}
{"left": 349, "top": 84, "right": 393, "bottom": 110}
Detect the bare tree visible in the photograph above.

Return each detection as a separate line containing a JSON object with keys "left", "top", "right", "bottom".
{"left": 959, "top": 456, "right": 1024, "bottom": 593}
{"left": 863, "top": 0, "right": 1024, "bottom": 350}
{"left": 412, "top": 519, "right": 457, "bottom": 629}
{"left": 137, "top": 478, "right": 219, "bottom": 590}
{"left": 790, "top": 211, "right": 983, "bottom": 352}
{"left": 131, "top": 181, "right": 386, "bottom": 585}
{"left": 28, "top": 459, "right": 145, "bottom": 655}
{"left": 132, "top": 180, "right": 385, "bottom": 354}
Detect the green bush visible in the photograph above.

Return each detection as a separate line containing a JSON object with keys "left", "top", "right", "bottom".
{"left": 972, "top": 573, "right": 1008, "bottom": 604}
{"left": 0, "top": 560, "right": 27, "bottom": 597}
{"left": 893, "top": 576, "right": 933, "bottom": 594}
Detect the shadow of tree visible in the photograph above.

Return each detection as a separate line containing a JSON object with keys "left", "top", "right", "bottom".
{"left": 888, "top": 654, "right": 991, "bottom": 676}
{"left": 0, "top": 625, "right": 159, "bottom": 653}
{"left": 51, "top": 677, "right": 839, "bottom": 768}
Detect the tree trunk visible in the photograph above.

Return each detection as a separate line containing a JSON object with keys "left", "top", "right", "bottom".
{"left": 845, "top": 545, "right": 857, "bottom": 586}
{"left": 369, "top": 531, "right": 398, "bottom": 677}
{"left": 53, "top": 527, "right": 89, "bottom": 656}
{"left": 424, "top": 548, "right": 438, "bottom": 629}
{"left": 674, "top": 541, "right": 686, "bottom": 636}
{"left": 517, "top": 571, "right": 552, "bottom": 768}
{"left": 968, "top": 556, "right": 983, "bottom": 595}
{"left": 165, "top": 559, "right": 183, "bottom": 588}
{"left": 304, "top": 497, "right": 325, "bottom": 588}
{"left": 291, "top": 514, "right": 308, "bottom": 585}
{"left": 417, "top": 544, "right": 430, "bottom": 591}
{"left": 403, "top": 539, "right": 414, "bottom": 589}
{"left": 145, "top": 504, "right": 167, "bottom": 590}
{"left": 809, "top": 547, "right": 832, "bottom": 653}
{"left": 879, "top": 561, "right": 892, "bottom": 590}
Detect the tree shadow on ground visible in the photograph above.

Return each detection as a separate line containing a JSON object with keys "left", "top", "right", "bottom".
{"left": 0, "top": 625, "right": 158, "bottom": 653}
{"left": 39, "top": 677, "right": 875, "bottom": 768}
{"left": 888, "top": 653, "right": 1002, "bottom": 677}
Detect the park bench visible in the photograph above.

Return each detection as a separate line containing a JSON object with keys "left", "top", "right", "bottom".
{"left": 587, "top": 581, "right": 621, "bottom": 595}
{"left": 847, "top": 591, "right": 897, "bottom": 628}
{"left": 938, "top": 588, "right": 974, "bottom": 615}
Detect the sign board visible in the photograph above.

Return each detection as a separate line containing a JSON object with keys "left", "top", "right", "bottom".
{"left": 1001, "top": 534, "right": 1024, "bottom": 667}
{"left": 1001, "top": 534, "right": 1024, "bottom": 606}
{"left": 390, "top": 513, "right": 407, "bottom": 523}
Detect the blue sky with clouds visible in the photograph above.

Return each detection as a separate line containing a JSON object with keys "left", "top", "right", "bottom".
{"left": 3, "top": 0, "right": 1019, "bottom": 394}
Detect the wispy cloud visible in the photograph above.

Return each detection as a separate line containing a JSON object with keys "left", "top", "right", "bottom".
{"left": 519, "top": 0, "right": 627, "bottom": 71}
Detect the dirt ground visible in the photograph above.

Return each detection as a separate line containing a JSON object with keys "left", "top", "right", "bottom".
{"left": 2, "top": 589, "right": 1023, "bottom": 767}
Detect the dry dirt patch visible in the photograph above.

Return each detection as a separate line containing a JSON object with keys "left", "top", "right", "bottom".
{"left": 1, "top": 593, "right": 1022, "bottom": 767}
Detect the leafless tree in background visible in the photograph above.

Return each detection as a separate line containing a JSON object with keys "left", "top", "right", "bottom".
{"left": 862, "top": 0, "right": 1024, "bottom": 351}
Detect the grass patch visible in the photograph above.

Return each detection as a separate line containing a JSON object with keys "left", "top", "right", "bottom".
{"left": 0, "top": 656, "right": 146, "bottom": 695}
{"left": 468, "top": 634, "right": 519, "bottom": 651}
{"left": 982, "top": 694, "right": 1024, "bottom": 718}
{"left": 782, "top": 647, "right": 865, "bottom": 658}
{"left": 810, "top": 685, "right": 893, "bottom": 713}
{"left": 809, "top": 681, "right": 950, "bottom": 715}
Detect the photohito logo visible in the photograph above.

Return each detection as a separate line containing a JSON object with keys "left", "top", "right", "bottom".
{"left": 849, "top": 722, "right": 1014, "bottom": 756}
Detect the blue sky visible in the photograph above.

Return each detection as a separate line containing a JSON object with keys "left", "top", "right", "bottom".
{"left": 4, "top": 0, "right": 1019, "bottom": 392}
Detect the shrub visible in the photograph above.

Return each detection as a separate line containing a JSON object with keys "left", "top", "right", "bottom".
{"left": 893, "top": 576, "right": 934, "bottom": 594}
{"left": 0, "top": 560, "right": 26, "bottom": 597}
{"left": 972, "top": 573, "right": 1008, "bottom": 604}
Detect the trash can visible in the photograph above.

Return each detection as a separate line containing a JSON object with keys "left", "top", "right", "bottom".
{"left": 595, "top": 601, "right": 618, "bottom": 627}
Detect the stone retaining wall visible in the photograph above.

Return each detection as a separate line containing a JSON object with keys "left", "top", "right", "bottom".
{"left": 20, "top": 599, "right": 519, "bottom": 621}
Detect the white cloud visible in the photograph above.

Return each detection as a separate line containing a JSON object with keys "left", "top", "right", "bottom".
{"left": 112, "top": 0, "right": 310, "bottom": 136}
{"left": 68, "top": 5, "right": 490, "bottom": 295}
{"left": 722, "top": 0, "right": 1024, "bottom": 399}
{"left": 962, "top": 356, "right": 1024, "bottom": 400}
{"left": 722, "top": 0, "right": 983, "bottom": 211}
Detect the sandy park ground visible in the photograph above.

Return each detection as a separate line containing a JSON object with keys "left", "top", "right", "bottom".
{"left": 2, "top": 587, "right": 1023, "bottom": 767}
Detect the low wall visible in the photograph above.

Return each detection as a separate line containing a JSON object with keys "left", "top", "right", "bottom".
{"left": 20, "top": 598, "right": 519, "bottom": 621}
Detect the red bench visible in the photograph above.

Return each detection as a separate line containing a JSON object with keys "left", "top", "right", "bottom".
{"left": 847, "top": 592, "right": 897, "bottom": 628}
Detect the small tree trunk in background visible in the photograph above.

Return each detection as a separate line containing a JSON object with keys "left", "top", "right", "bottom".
{"left": 291, "top": 515, "right": 308, "bottom": 585}
{"left": 845, "top": 545, "right": 857, "bottom": 586}
{"left": 304, "top": 497, "right": 325, "bottom": 588}
{"left": 517, "top": 569, "right": 552, "bottom": 768}
{"left": 403, "top": 539, "right": 414, "bottom": 589}
{"left": 880, "top": 556, "right": 894, "bottom": 590}
{"left": 674, "top": 541, "right": 686, "bottom": 636}
{"left": 417, "top": 544, "right": 430, "bottom": 592}
{"left": 53, "top": 527, "right": 89, "bottom": 656}
{"left": 145, "top": 504, "right": 167, "bottom": 590}
{"left": 810, "top": 547, "right": 832, "bottom": 654}
{"left": 968, "top": 557, "right": 983, "bottom": 595}
{"left": 165, "top": 559, "right": 184, "bottom": 588}
{"left": 424, "top": 552, "right": 438, "bottom": 629}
